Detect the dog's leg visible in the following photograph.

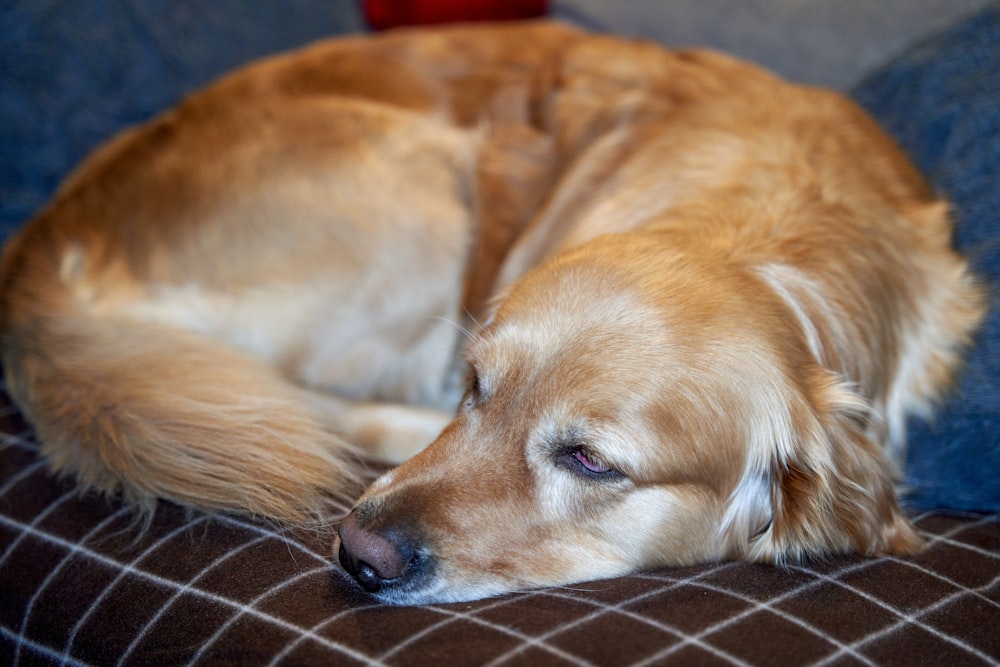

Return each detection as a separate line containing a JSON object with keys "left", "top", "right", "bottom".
{"left": 307, "top": 394, "right": 453, "bottom": 464}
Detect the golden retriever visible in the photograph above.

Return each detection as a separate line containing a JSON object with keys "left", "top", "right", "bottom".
{"left": 0, "top": 21, "right": 983, "bottom": 604}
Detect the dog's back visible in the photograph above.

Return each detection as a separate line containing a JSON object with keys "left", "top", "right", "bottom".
{"left": 0, "top": 22, "right": 581, "bottom": 524}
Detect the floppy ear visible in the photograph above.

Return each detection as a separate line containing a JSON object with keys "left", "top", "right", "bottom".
{"left": 748, "top": 369, "right": 923, "bottom": 563}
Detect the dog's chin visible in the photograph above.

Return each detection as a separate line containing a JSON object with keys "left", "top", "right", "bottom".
{"left": 349, "top": 568, "right": 632, "bottom": 606}
{"left": 365, "top": 577, "right": 508, "bottom": 606}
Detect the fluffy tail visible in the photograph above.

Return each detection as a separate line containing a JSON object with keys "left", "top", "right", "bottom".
{"left": 2, "top": 300, "right": 366, "bottom": 527}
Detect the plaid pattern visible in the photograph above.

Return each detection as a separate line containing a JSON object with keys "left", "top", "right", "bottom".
{"left": 2, "top": 386, "right": 998, "bottom": 666}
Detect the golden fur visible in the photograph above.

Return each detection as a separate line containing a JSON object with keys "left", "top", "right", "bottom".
{"left": 0, "top": 22, "right": 983, "bottom": 604}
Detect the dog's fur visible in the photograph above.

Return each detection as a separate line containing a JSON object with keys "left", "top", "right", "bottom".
{"left": 0, "top": 22, "right": 984, "bottom": 604}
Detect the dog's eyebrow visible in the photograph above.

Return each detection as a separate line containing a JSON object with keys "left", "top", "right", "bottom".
{"left": 547, "top": 430, "right": 583, "bottom": 452}
{"left": 461, "top": 337, "right": 489, "bottom": 368}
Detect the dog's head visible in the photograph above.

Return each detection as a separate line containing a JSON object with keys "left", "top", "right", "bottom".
{"left": 336, "top": 233, "right": 921, "bottom": 604}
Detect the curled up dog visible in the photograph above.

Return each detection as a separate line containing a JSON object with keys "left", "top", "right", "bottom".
{"left": 0, "top": 22, "right": 984, "bottom": 604}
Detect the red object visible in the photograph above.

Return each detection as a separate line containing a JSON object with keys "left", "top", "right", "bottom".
{"left": 363, "top": 0, "right": 548, "bottom": 30}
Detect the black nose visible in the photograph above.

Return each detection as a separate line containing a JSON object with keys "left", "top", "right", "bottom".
{"left": 337, "top": 509, "right": 425, "bottom": 593}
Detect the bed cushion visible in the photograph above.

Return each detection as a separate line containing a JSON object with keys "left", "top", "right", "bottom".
{"left": 2, "top": 413, "right": 998, "bottom": 665}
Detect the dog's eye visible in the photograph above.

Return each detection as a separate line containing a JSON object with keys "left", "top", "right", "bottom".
{"left": 573, "top": 449, "right": 610, "bottom": 473}
{"left": 559, "top": 446, "right": 623, "bottom": 481}
{"left": 461, "top": 369, "right": 481, "bottom": 412}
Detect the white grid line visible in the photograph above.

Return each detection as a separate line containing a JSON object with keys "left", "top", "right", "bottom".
{"left": 879, "top": 550, "right": 1000, "bottom": 611}
{"left": 2, "top": 413, "right": 998, "bottom": 666}
{"left": 643, "top": 515, "right": 1000, "bottom": 667}
{"left": 1, "top": 486, "right": 85, "bottom": 569}
{"left": 0, "top": 424, "right": 38, "bottom": 452}
{"left": 12, "top": 504, "right": 134, "bottom": 666}
{"left": 0, "top": 512, "right": 379, "bottom": 666}
{"left": 0, "top": 399, "right": 25, "bottom": 419}
{"left": 212, "top": 513, "right": 333, "bottom": 566}
{"left": 115, "top": 533, "right": 272, "bottom": 665}
{"left": 61, "top": 514, "right": 212, "bottom": 663}
{"left": 1, "top": 625, "right": 94, "bottom": 667}
{"left": 4, "top": 501, "right": 999, "bottom": 666}
{"left": 631, "top": 564, "right": 881, "bottom": 667}
{"left": 424, "top": 597, "right": 601, "bottom": 667}
{"left": 267, "top": 592, "right": 569, "bottom": 667}
{"left": 378, "top": 595, "right": 541, "bottom": 665}
{"left": 187, "top": 565, "right": 383, "bottom": 666}
{"left": 266, "top": 599, "right": 387, "bottom": 667}
{"left": 788, "top": 515, "right": 1000, "bottom": 666}
{"left": 0, "top": 456, "right": 47, "bottom": 498}
{"left": 478, "top": 566, "right": 753, "bottom": 667}
{"left": 812, "top": 571, "right": 1000, "bottom": 666}
{"left": 917, "top": 514, "right": 1000, "bottom": 561}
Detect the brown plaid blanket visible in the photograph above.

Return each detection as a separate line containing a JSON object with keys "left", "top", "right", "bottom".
{"left": 2, "top": 389, "right": 998, "bottom": 666}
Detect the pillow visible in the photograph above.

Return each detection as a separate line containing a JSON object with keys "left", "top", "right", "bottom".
{"left": 852, "top": 7, "right": 1000, "bottom": 512}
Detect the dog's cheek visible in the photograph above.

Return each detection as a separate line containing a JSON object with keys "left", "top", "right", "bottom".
{"left": 596, "top": 485, "right": 731, "bottom": 567}
{"left": 470, "top": 484, "right": 728, "bottom": 590}
{"left": 450, "top": 526, "right": 627, "bottom": 591}
{"left": 416, "top": 484, "right": 629, "bottom": 592}
{"left": 437, "top": 475, "right": 617, "bottom": 581}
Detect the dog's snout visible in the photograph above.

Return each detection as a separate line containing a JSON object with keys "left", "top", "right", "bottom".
{"left": 337, "top": 509, "right": 423, "bottom": 593}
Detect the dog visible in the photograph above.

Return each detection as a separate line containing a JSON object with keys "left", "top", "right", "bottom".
{"left": 0, "top": 21, "right": 984, "bottom": 605}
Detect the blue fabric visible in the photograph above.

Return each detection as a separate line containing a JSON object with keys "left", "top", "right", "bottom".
{"left": 0, "top": 0, "right": 366, "bottom": 239}
{"left": 1, "top": 3, "right": 997, "bottom": 512}
{"left": 853, "top": 7, "right": 1000, "bottom": 512}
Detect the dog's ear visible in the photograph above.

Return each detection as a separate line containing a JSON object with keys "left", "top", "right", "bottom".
{"left": 747, "top": 368, "right": 923, "bottom": 563}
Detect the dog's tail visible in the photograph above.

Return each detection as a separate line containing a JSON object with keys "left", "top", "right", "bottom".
{"left": 0, "top": 235, "right": 364, "bottom": 527}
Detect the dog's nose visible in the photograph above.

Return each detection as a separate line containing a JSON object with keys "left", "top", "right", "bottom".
{"left": 337, "top": 509, "right": 420, "bottom": 593}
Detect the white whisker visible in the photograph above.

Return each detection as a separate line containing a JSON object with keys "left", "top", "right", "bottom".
{"left": 430, "top": 315, "right": 477, "bottom": 342}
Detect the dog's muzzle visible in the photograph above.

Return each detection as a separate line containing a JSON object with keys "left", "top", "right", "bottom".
{"left": 337, "top": 508, "right": 432, "bottom": 598}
